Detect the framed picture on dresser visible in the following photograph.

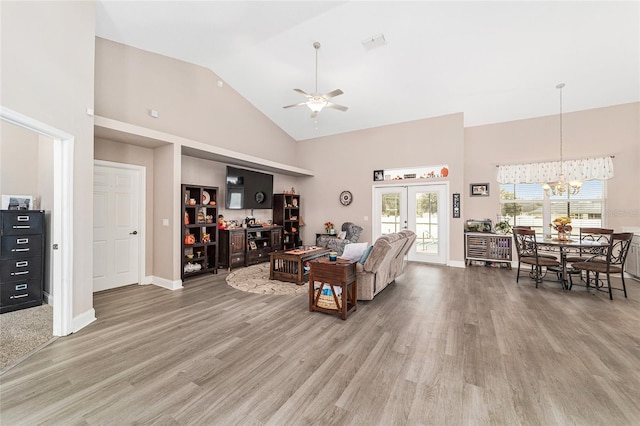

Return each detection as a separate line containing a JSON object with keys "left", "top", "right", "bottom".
{"left": 1, "top": 194, "right": 33, "bottom": 210}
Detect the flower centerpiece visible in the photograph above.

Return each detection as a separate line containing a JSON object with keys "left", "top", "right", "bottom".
{"left": 550, "top": 216, "right": 572, "bottom": 241}
{"left": 324, "top": 221, "right": 335, "bottom": 234}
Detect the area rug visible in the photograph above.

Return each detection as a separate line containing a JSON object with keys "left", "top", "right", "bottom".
{"left": 0, "top": 303, "right": 55, "bottom": 372}
{"left": 226, "top": 263, "right": 308, "bottom": 296}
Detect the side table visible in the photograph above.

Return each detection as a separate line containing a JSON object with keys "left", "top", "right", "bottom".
{"left": 309, "top": 258, "right": 357, "bottom": 320}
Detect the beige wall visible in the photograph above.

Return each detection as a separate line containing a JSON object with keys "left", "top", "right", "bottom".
{"left": 297, "top": 113, "right": 466, "bottom": 263}
{"left": 1, "top": 122, "right": 40, "bottom": 197}
{"left": 465, "top": 102, "right": 640, "bottom": 230}
{"left": 1, "top": 0, "right": 96, "bottom": 323}
{"left": 95, "top": 38, "right": 298, "bottom": 165}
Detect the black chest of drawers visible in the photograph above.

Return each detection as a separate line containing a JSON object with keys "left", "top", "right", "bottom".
{"left": 0, "top": 210, "right": 45, "bottom": 313}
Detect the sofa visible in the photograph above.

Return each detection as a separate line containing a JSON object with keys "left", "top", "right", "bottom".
{"left": 316, "top": 222, "right": 363, "bottom": 255}
{"left": 355, "top": 230, "right": 416, "bottom": 300}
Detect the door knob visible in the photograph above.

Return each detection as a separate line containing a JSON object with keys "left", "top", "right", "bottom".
{"left": 130, "top": 231, "right": 138, "bottom": 235}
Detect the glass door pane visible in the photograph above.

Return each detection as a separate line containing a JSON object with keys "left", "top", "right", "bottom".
{"left": 407, "top": 185, "right": 447, "bottom": 264}
{"left": 374, "top": 187, "right": 407, "bottom": 238}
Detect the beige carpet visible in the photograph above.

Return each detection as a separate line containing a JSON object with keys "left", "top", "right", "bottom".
{"left": 226, "top": 263, "right": 308, "bottom": 296}
{"left": 0, "top": 304, "right": 55, "bottom": 372}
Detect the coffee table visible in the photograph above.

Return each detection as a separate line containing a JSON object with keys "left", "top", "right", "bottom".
{"left": 269, "top": 247, "right": 330, "bottom": 285}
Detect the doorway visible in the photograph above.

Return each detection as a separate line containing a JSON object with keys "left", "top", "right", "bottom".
{"left": 1, "top": 106, "right": 74, "bottom": 336}
{"left": 373, "top": 183, "right": 449, "bottom": 264}
{"left": 93, "top": 160, "right": 145, "bottom": 292}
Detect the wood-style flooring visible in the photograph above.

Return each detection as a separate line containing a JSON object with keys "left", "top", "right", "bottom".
{"left": 1, "top": 263, "right": 640, "bottom": 425}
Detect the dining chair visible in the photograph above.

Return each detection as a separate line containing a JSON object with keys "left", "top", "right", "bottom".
{"left": 513, "top": 228, "right": 561, "bottom": 287}
{"left": 571, "top": 232, "right": 633, "bottom": 300}
{"left": 565, "top": 228, "right": 614, "bottom": 263}
{"left": 512, "top": 226, "right": 557, "bottom": 260}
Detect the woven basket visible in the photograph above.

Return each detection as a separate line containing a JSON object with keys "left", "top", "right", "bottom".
{"left": 316, "top": 293, "right": 341, "bottom": 310}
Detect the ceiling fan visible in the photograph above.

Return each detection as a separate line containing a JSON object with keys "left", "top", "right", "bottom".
{"left": 283, "top": 42, "right": 348, "bottom": 119}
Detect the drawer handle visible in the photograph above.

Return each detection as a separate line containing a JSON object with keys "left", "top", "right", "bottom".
{"left": 11, "top": 271, "right": 29, "bottom": 276}
{"left": 17, "top": 238, "right": 29, "bottom": 244}
{"left": 12, "top": 248, "right": 30, "bottom": 252}
{"left": 10, "top": 294, "right": 29, "bottom": 299}
{"left": 17, "top": 216, "right": 30, "bottom": 222}
{"left": 15, "top": 284, "right": 28, "bottom": 290}
{"left": 16, "top": 261, "right": 29, "bottom": 267}
{"left": 13, "top": 225, "right": 31, "bottom": 229}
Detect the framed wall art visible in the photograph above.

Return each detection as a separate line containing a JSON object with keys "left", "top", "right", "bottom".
{"left": 452, "top": 193, "right": 461, "bottom": 218}
{"left": 470, "top": 183, "right": 489, "bottom": 196}
{"left": 373, "top": 170, "right": 384, "bottom": 181}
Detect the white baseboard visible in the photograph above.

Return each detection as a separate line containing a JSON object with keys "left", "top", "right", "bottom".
{"left": 141, "top": 275, "right": 153, "bottom": 285}
{"left": 149, "top": 276, "right": 183, "bottom": 290}
{"left": 448, "top": 260, "right": 466, "bottom": 268}
{"left": 43, "top": 291, "right": 52, "bottom": 306}
{"left": 72, "top": 308, "right": 96, "bottom": 333}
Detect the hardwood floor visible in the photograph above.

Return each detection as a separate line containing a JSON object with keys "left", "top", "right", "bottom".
{"left": 2, "top": 263, "right": 640, "bottom": 425}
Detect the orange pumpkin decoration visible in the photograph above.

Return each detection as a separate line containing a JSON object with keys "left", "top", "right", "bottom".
{"left": 184, "top": 234, "right": 195, "bottom": 245}
{"left": 441, "top": 167, "right": 449, "bottom": 177}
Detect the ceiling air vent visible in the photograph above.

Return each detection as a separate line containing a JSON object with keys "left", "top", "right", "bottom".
{"left": 362, "top": 33, "right": 386, "bottom": 51}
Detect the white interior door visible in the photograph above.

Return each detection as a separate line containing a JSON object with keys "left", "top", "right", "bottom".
{"left": 93, "top": 162, "right": 142, "bottom": 292}
{"left": 373, "top": 183, "right": 448, "bottom": 264}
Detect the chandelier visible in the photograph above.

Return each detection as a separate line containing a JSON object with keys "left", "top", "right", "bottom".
{"left": 542, "top": 83, "right": 582, "bottom": 196}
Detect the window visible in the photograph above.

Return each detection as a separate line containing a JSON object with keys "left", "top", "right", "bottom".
{"left": 500, "top": 181, "right": 605, "bottom": 235}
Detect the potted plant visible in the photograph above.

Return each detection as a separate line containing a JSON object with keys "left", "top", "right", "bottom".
{"left": 495, "top": 218, "right": 512, "bottom": 234}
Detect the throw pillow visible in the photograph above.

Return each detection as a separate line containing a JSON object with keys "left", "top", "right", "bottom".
{"left": 337, "top": 231, "right": 347, "bottom": 239}
{"left": 359, "top": 245, "right": 373, "bottom": 264}
{"left": 341, "top": 242, "right": 368, "bottom": 261}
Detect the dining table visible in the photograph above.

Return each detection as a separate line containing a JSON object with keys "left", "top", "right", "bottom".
{"left": 537, "top": 237, "right": 609, "bottom": 289}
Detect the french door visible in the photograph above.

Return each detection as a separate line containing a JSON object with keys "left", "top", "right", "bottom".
{"left": 373, "top": 183, "right": 448, "bottom": 264}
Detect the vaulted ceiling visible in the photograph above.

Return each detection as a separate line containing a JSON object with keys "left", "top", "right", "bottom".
{"left": 95, "top": 1, "right": 639, "bottom": 141}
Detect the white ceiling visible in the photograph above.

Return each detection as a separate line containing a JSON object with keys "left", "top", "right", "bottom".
{"left": 95, "top": 1, "right": 640, "bottom": 142}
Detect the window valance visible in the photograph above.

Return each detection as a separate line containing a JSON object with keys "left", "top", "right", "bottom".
{"left": 496, "top": 156, "right": 614, "bottom": 184}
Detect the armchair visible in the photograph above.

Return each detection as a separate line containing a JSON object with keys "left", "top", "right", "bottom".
{"left": 316, "top": 222, "right": 363, "bottom": 255}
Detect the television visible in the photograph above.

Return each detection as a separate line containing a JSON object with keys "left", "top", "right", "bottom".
{"left": 225, "top": 166, "right": 274, "bottom": 210}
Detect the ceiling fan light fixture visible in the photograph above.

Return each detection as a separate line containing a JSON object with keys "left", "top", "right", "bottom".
{"left": 283, "top": 41, "right": 347, "bottom": 118}
{"left": 307, "top": 97, "right": 327, "bottom": 112}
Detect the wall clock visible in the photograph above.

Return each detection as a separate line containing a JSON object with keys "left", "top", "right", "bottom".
{"left": 339, "top": 190, "right": 353, "bottom": 206}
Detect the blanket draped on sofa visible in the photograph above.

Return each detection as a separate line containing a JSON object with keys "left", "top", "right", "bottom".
{"left": 316, "top": 222, "right": 363, "bottom": 255}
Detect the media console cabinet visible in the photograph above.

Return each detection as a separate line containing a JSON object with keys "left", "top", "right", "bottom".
{"left": 219, "top": 226, "right": 283, "bottom": 270}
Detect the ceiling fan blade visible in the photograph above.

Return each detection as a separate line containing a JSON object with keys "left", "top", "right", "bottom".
{"left": 283, "top": 102, "right": 307, "bottom": 109}
{"left": 323, "top": 89, "right": 343, "bottom": 99}
{"left": 294, "top": 88, "right": 311, "bottom": 98}
{"left": 326, "top": 102, "right": 348, "bottom": 112}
